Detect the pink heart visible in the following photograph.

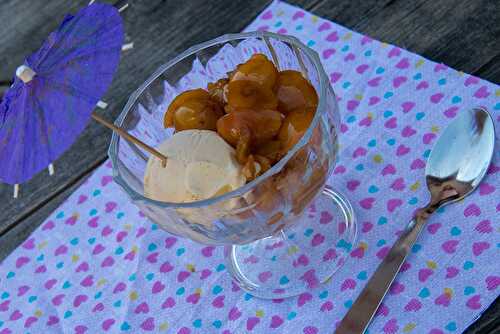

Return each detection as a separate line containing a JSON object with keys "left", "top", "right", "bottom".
{"left": 247, "top": 317, "right": 260, "bottom": 330}
{"left": 42, "top": 220, "right": 55, "bottom": 230}
{"left": 382, "top": 164, "right": 396, "bottom": 176}
{"left": 257, "top": 25, "right": 269, "bottom": 32}
{"left": 360, "top": 197, "right": 375, "bottom": 209}
{"left": 405, "top": 298, "right": 422, "bottom": 312}
{"left": 464, "top": 203, "right": 481, "bottom": 217}
{"left": 65, "top": 216, "right": 77, "bottom": 226}
{"left": 367, "top": 77, "right": 381, "bottom": 87}
{"left": 77, "top": 195, "right": 88, "bottom": 204}
{"left": 164, "top": 237, "right": 177, "bottom": 249}
{"left": 423, "top": 132, "right": 436, "bottom": 144}
{"left": 475, "top": 220, "right": 493, "bottom": 233}
{"left": 323, "top": 248, "right": 337, "bottom": 261}
{"left": 466, "top": 295, "right": 482, "bottom": 310}
{"left": 445, "top": 266, "right": 459, "bottom": 279}
{"left": 330, "top": 72, "right": 342, "bottom": 83}
{"left": 350, "top": 246, "right": 364, "bottom": 259}
{"left": 416, "top": 81, "right": 429, "bottom": 90}
{"left": 396, "top": 145, "right": 410, "bottom": 156}
{"left": 88, "top": 216, "right": 99, "bottom": 228}
{"left": 427, "top": 223, "right": 442, "bottom": 234}
{"left": 52, "top": 294, "right": 65, "bottom": 306}
{"left": 334, "top": 165, "right": 346, "bottom": 174}
{"left": 485, "top": 276, "right": 500, "bottom": 291}
{"left": 81, "top": 275, "right": 94, "bottom": 287}
{"left": 323, "top": 49, "right": 336, "bottom": 59}
{"left": 410, "top": 159, "right": 425, "bottom": 169}
{"left": 362, "top": 222, "right": 373, "bottom": 233}
{"left": 384, "top": 117, "right": 397, "bottom": 129}
{"left": 430, "top": 93, "right": 444, "bottom": 104}
{"left": 401, "top": 101, "right": 415, "bottom": 113}
{"left": 101, "top": 176, "right": 113, "bottom": 186}
{"left": 201, "top": 246, "right": 215, "bottom": 257}
{"left": 390, "top": 178, "right": 405, "bottom": 191}
{"left": 377, "top": 246, "right": 390, "bottom": 260}
{"left": 346, "top": 180, "right": 360, "bottom": 191}
{"left": 17, "top": 286, "right": 29, "bottom": 297}
{"left": 318, "top": 22, "right": 331, "bottom": 32}
{"left": 301, "top": 269, "right": 320, "bottom": 289}
{"left": 15, "top": 256, "right": 30, "bottom": 268}
{"left": 140, "top": 317, "right": 155, "bottom": 331}
{"left": 47, "top": 315, "right": 60, "bottom": 326}
{"left": 113, "top": 282, "right": 126, "bottom": 293}
{"left": 320, "top": 211, "right": 333, "bottom": 224}
{"left": 326, "top": 31, "right": 339, "bottom": 42}
{"left": 228, "top": 306, "right": 242, "bottom": 321}
{"left": 434, "top": 293, "right": 451, "bottom": 307}
{"left": 401, "top": 126, "right": 416, "bottom": 137}
{"left": 441, "top": 240, "right": 459, "bottom": 254}
{"left": 375, "top": 303, "right": 389, "bottom": 316}
{"left": 341, "top": 278, "right": 356, "bottom": 291}
{"left": 352, "top": 147, "right": 367, "bottom": 158}
{"left": 116, "top": 231, "right": 127, "bottom": 243}
{"left": 361, "top": 35, "right": 373, "bottom": 45}
{"left": 152, "top": 281, "right": 165, "bottom": 294}
{"left": 105, "top": 202, "right": 117, "bottom": 213}
{"left": 444, "top": 106, "right": 459, "bottom": 118}
{"left": 160, "top": 261, "right": 174, "bottom": 273}
{"left": 22, "top": 238, "right": 35, "bottom": 250}
{"left": 395, "top": 58, "right": 410, "bottom": 69}
{"left": 92, "top": 244, "right": 105, "bottom": 255}
{"left": 356, "top": 64, "right": 369, "bottom": 74}
{"left": 472, "top": 241, "right": 490, "bottom": 256}
{"left": 101, "top": 318, "right": 115, "bottom": 331}
{"left": 368, "top": 96, "right": 380, "bottom": 106}
{"left": 162, "top": 297, "right": 176, "bottom": 309}
{"left": 383, "top": 318, "right": 398, "bottom": 334}
{"left": 312, "top": 233, "right": 325, "bottom": 247}
{"left": 389, "top": 281, "right": 405, "bottom": 295}
{"left": 9, "top": 309, "right": 22, "bottom": 321}
{"left": 465, "top": 76, "right": 479, "bottom": 86}
{"left": 387, "top": 199, "right": 403, "bottom": 212}
{"left": 35, "top": 265, "right": 46, "bottom": 273}
{"left": 0, "top": 300, "right": 10, "bottom": 312}
{"left": 136, "top": 227, "right": 147, "bottom": 238}
{"left": 101, "top": 256, "right": 115, "bottom": 268}
{"left": 134, "top": 302, "right": 149, "bottom": 314}
{"left": 44, "top": 279, "right": 57, "bottom": 290}
{"left": 76, "top": 262, "right": 89, "bottom": 273}
{"left": 24, "top": 316, "right": 38, "bottom": 328}
{"left": 73, "top": 294, "right": 88, "bottom": 308}
{"left": 101, "top": 225, "right": 113, "bottom": 237}
{"left": 434, "top": 63, "right": 447, "bottom": 72}
{"left": 212, "top": 295, "right": 225, "bottom": 308}
{"left": 340, "top": 123, "right": 348, "bottom": 134}
{"left": 347, "top": 100, "right": 359, "bottom": 111}
{"left": 92, "top": 302, "right": 104, "bottom": 312}
{"left": 147, "top": 252, "right": 158, "bottom": 263}
{"left": 292, "top": 11, "right": 305, "bottom": 20}
{"left": 388, "top": 47, "right": 401, "bottom": 58}
{"left": 270, "top": 315, "right": 284, "bottom": 328}
{"left": 487, "top": 164, "right": 500, "bottom": 174}
{"left": 297, "top": 292, "right": 313, "bottom": 307}
{"left": 177, "top": 271, "right": 191, "bottom": 283}
{"left": 474, "top": 85, "right": 490, "bottom": 98}
{"left": 293, "top": 254, "right": 310, "bottom": 267}
{"left": 54, "top": 245, "right": 68, "bottom": 256}
{"left": 321, "top": 301, "right": 333, "bottom": 312}
{"left": 392, "top": 76, "right": 407, "bottom": 88}
{"left": 359, "top": 116, "right": 372, "bottom": 126}
{"left": 400, "top": 261, "right": 411, "bottom": 272}
{"left": 261, "top": 10, "right": 272, "bottom": 20}
{"left": 479, "top": 183, "right": 495, "bottom": 195}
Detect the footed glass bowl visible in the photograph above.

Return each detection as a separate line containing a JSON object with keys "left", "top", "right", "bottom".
{"left": 109, "top": 31, "right": 356, "bottom": 298}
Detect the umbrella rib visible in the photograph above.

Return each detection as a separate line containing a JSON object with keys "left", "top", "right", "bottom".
{"left": 31, "top": 94, "right": 53, "bottom": 159}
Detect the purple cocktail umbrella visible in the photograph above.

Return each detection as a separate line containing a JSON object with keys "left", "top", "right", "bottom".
{"left": 0, "top": 3, "right": 126, "bottom": 196}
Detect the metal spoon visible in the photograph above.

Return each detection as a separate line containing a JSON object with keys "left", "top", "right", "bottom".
{"left": 335, "top": 108, "right": 495, "bottom": 334}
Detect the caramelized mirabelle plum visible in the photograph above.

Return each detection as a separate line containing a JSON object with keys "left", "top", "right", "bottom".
{"left": 164, "top": 89, "right": 223, "bottom": 131}
{"left": 254, "top": 140, "right": 282, "bottom": 164}
{"left": 216, "top": 110, "right": 283, "bottom": 163}
{"left": 207, "top": 78, "right": 228, "bottom": 105}
{"left": 275, "top": 70, "right": 318, "bottom": 114}
{"left": 278, "top": 109, "right": 315, "bottom": 152}
{"left": 230, "top": 53, "right": 278, "bottom": 90}
{"left": 226, "top": 80, "right": 277, "bottom": 110}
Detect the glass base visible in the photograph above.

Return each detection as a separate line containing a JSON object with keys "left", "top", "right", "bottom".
{"left": 226, "top": 186, "right": 357, "bottom": 299}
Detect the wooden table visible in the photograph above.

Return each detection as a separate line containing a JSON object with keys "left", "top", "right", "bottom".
{"left": 0, "top": 1, "right": 498, "bottom": 332}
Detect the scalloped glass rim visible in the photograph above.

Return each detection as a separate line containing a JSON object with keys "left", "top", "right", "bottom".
{"left": 109, "top": 31, "right": 335, "bottom": 209}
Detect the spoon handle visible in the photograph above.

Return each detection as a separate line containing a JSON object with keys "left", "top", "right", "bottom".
{"left": 335, "top": 214, "right": 427, "bottom": 334}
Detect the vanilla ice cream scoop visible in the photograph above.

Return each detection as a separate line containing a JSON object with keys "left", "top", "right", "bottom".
{"left": 144, "top": 130, "right": 246, "bottom": 203}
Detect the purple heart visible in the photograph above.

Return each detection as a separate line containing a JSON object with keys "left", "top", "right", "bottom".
{"left": 300, "top": 269, "right": 319, "bottom": 288}
{"left": 116, "top": 231, "right": 128, "bottom": 242}
{"left": 160, "top": 261, "right": 174, "bottom": 273}
{"left": 15, "top": 256, "right": 30, "bottom": 268}
{"left": 54, "top": 245, "right": 68, "bottom": 256}
{"left": 270, "top": 315, "right": 284, "bottom": 328}
{"left": 88, "top": 216, "right": 99, "bottom": 228}
{"left": 362, "top": 222, "right": 373, "bottom": 233}
{"left": 42, "top": 220, "right": 55, "bottom": 230}
{"left": 416, "top": 81, "right": 429, "bottom": 90}
{"left": 74, "top": 325, "right": 88, "bottom": 334}
{"left": 81, "top": 275, "right": 94, "bottom": 287}
{"left": 473, "top": 86, "right": 490, "bottom": 98}
{"left": 22, "top": 238, "right": 35, "bottom": 250}
{"left": 258, "top": 271, "right": 272, "bottom": 283}
{"left": 350, "top": 246, "right": 364, "bottom": 258}
{"left": 0, "top": 300, "right": 10, "bottom": 312}
{"left": 388, "top": 47, "right": 401, "bottom": 58}
{"left": 434, "top": 63, "right": 447, "bottom": 72}
{"left": 247, "top": 317, "right": 260, "bottom": 330}
{"left": 140, "top": 317, "right": 155, "bottom": 331}
{"left": 152, "top": 281, "right": 165, "bottom": 294}
{"left": 105, "top": 202, "right": 117, "bottom": 213}
{"left": 330, "top": 72, "right": 342, "bottom": 83}
{"left": 101, "top": 225, "right": 113, "bottom": 237}
{"left": 464, "top": 76, "right": 479, "bottom": 86}
{"left": 228, "top": 306, "right": 242, "bottom": 321}
{"left": 392, "top": 76, "right": 407, "bottom": 88}
{"left": 201, "top": 246, "right": 215, "bottom": 257}
{"left": 347, "top": 99, "right": 360, "bottom": 111}
{"left": 427, "top": 223, "right": 442, "bottom": 234}
{"left": 322, "top": 248, "right": 337, "bottom": 261}
{"left": 164, "top": 237, "right": 177, "bottom": 249}
{"left": 384, "top": 117, "right": 397, "bottom": 129}
{"left": 73, "top": 294, "right": 88, "bottom": 307}
{"left": 322, "top": 48, "right": 336, "bottom": 59}
{"left": 35, "top": 265, "right": 46, "bottom": 274}
{"left": 113, "top": 282, "right": 126, "bottom": 293}
{"left": 464, "top": 203, "right": 481, "bottom": 217}
{"left": 391, "top": 178, "right": 405, "bottom": 191}
{"left": 387, "top": 199, "right": 403, "bottom": 212}
{"left": 368, "top": 96, "right": 380, "bottom": 106}
{"left": 44, "top": 279, "right": 57, "bottom": 290}
{"left": 466, "top": 295, "right": 482, "bottom": 310}
{"left": 177, "top": 271, "right": 191, "bottom": 283}
{"left": 77, "top": 195, "right": 88, "bottom": 204}
{"left": 92, "top": 244, "right": 105, "bottom": 255}
{"left": 24, "top": 316, "right": 38, "bottom": 328}
{"left": 346, "top": 179, "right": 360, "bottom": 191}
{"left": 320, "top": 211, "right": 333, "bottom": 224}
{"left": 326, "top": 31, "right": 339, "bottom": 42}
{"left": 410, "top": 159, "right": 425, "bottom": 169}
{"left": 293, "top": 254, "right": 310, "bottom": 267}
{"left": 212, "top": 295, "right": 225, "bottom": 308}
{"left": 9, "top": 309, "right": 22, "bottom": 321}
{"left": 101, "top": 256, "right": 115, "bottom": 268}
{"left": 383, "top": 318, "right": 398, "bottom": 333}
{"left": 101, "top": 176, "right": 113, "bottom": 186}
{"left": 430, "top": 93, "right": 444, "bottom": 104}
{"left": 475, "top": 220, "right": 493, "bottom": 234}
{"left": 162, "top": 297, "right": 176, "bottom": 309}
{"left": 401, "top": 101, "right": 415, "bottom": 113}
{"left": 367, "top": 77, "right": 381, "bottom": 87}
{"left": 47, "top": 315, "right": 60, "bottom": 326}
{"left": 341, "top": 278, "right": 356, "bottom": 291}
{"left": 395, "top": 58, "right": 409, "bottom": 69}
{"left": 76, "top": 262, "right": 89, "bottom": 273}
{"left": 17, "top": 286, "right": 30, "bottom": 297}
{"left": 356, "top": 64, "right": 369, "bottom": 74}
{"left": 292, "top": 11, "right": 305, "bottom": 20}
{"left": 472, "top": 241, "right": 490, "bottom": 256}
{"left": 445, "top": 266, "right": 459, "bottom": 279}
{"left": 444, "top": 106, "right": 459, "bottom": 118}
{"left": 361, "top": 35, "right": 373, "bottom": 45}
{"left": 101, "top": 318, "right": 115, "bottom": 331}
{"left": 92, "top": 302, "right": 104, "bottom": 312}
{"left": 186, "top": 292, "right": 201, "bottom": 304}
{"left": 65, "top": 216, "right": 77, "bottom": 225}
{"left": 486, "top": 276, "right": 500, "bottom": 291}
{"left": 423, "top": 132, "right": 437, "bottom": 144}
{"left": 321, "top": 301, "right": 333, "bottom": 312}
{"left": 311, "top": 233, "right": 325, "bottom": 247}
{"left": 134, "top": 302, "right": 149, "bottom": 314}
{"left": 51, "top": 294, "right": 65, "bottom": 306}
{"left": 479, "top": 183, "right": 495, "bottom": 195}
{"left": 200, "top": 269, "right": 212, "bottom": 279}
{"left": 441, "top": 240, "right": 459, "bottom": 254}
{"left": 146, "top": 252, "right": 158, "bottom": 263}
{"left": 401, "top": 126, "right": 416, "bottom": 137}
{"left": 389, "top": 281, "right": 405, "bottom": 295}
{"left": 318, "top": 22, "right": 331, "bottom": 32}
{"left": 396, "top": 144, "right": 410, "bottom": 156}
{"left": 261, "top": 10, "right": 272, "bottom": 20}
{"left": 136, "top": 227, "right": 147, "bottom": 238}
{"left": 382, "top": 164, "right": 397, "bottom": 176}
{"left": 359, "top": 197, "right": 375, "bottom": 210}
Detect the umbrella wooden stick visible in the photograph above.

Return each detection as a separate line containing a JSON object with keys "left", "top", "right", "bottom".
{"left": 13, "top": 184, "right": 19, "bottom": 198}
{"left": 91, "top": 112, "right": 167, "bottom": 167}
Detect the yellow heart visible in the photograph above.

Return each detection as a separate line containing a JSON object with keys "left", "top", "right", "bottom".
{"left": 403, "top": 323, "right": 416, "bottom": 332}
{"left": 355, "top": 94, "right": 363, "bottom": 101}
{"left": 38, "top": 241, "right": 48, "bottom": 250}
{"left": 186, "top": 264, "right": 196, "bottom": 272}
{"left": 360, "top": 242, "right": 368, "bottom": 250}
{"left": 124, "top": 224, "right": 132, "bottom": 231}
{"left": 431, "top": 126, "right": 439, "bottom": 133}
{"left": 130, "top": 291, "right": 138, "bottom": 301}
{"left": 373, "top": 154, "right": 383, "bottom": 163}
{"left": 426, "top": 260, "right": 437, "bottom": 269}
{"left": 97, "top": 278, "right": 107, "bottom": 287}
{"left": 287, "top": 246, "right": 299, "bottom": 255}
{"left": 367, "top": 112, "right": 374, "bottom": 119}
{"left": 132, "top": 245, "right": 138, "bottom": 253}
{"left": 71, "top": 255, "right": 79, "bottom": 263}
{"left": 72, "top": 212, "right": 80, "bottom": 219}
{"left": 380, "top": 42, "right": 388, "bottom": 49}
{"left": 495, "top": 89, "right": 500, "bottom": 97}
{"left": 457, "top": 71, "right": 464, "bottom": 77}
{"left": 35, "top": 310, "right": 42, "bottom": 317}
{"left": 195, "top": 288, "right": 202, "bottom": 295}
{"left": 277, "top": 10, "right": 284, "bottom": 17}
{"left": 159, "top": 322, "right": 169, "bottom": 331}
{"left": 416, "top": 59, "right": 425, "bottom": 68}
{"left": 343, "top": 32, "right": 352, "bottom": 41}
{"left": 410, "top": 181, "right": 420, "bottom": 191}
{"left": 256, "top": 310, "right": 264, "bottom": 317}
{"left": 444, "top": 288, "right": 453, "bottom": 296}
{"left": 311, "top": 16, "right": 318, "bottom": 23}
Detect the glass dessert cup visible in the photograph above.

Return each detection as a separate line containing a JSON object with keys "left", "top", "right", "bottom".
{"left": 109, "top": 31, "right": 356, "bottom": 299}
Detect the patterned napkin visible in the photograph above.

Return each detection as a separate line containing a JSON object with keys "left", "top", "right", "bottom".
{"left": 1, "top": 1, "right": 499, "bottom": 333}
